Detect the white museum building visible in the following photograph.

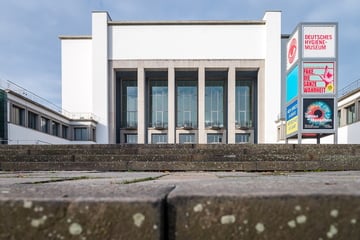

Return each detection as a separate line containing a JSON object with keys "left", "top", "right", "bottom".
{"left": 1, "top": 11, "right": 357, "bottom": 144}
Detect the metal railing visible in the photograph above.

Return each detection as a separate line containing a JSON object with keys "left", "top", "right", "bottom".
{"left": 0, "top": 78, "right": 98, "bottom": 121}
{"left": 338, "top": 78, "right": 360, "bottom": 97}
{"left": 0, "top": 139, "right": 52, "bottom": 145}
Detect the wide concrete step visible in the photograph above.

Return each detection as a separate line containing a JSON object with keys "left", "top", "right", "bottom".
{"left": 1, "top": 171, "right": 360, "bottom": 240}
{"left": 1, "top": 144, "right": 360, "bottom": 171}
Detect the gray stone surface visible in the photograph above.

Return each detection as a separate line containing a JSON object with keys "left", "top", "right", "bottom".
{"left": 165, "top": 171, "right": 360, "bottom": 240}
{"left": 0, "top": 172, "right": 171, "bottom": 240}
{"left": 1, "top": 171, "right": 360, "bottom": 239}
{"left": 2, "top": 144, "right": 360, "bottom": 171}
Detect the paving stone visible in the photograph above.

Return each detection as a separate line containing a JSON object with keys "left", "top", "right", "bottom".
{"left": 166, "top": 172, "right": 360, "bottom": 240}
{"left": 0, "top": 172, "right": 172, "bottom": 240}
{"left": 2, "top": 171, "right": 360, "bottom": 239}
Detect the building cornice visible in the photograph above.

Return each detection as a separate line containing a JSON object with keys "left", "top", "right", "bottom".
{"left": 58, "top": 35, "right": 92, "bottom": 40}
{"left": 108, "top": 20, "right": 266, "bottom": 26}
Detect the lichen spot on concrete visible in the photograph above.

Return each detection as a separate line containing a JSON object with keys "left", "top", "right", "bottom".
{"left": 351, "top": 218, "right": 357, "bottom": 224}
{"left": 295, "top": 205, "right": 301, "bottom": 211}
{"left": 69, "top": 222, "right": 83, "bottom": 235}
{"left": 220, "top": 215, "right": 236, "bottom": 224}
{"left": 193, "top": 203, "right": 203, "bottom": 213}
{"left": 31, "top": 215, "right": 47, "bottom": 228}
{"left": 133, "top": 213, "right": 145, "bottom": 227}
{"left": 330, "top": 209, "right": 338, "bottom": 218}
{"left": 255, "top": 223, "right": 265, "bottom": 234}
{"left": 288, "top": 220, "right": 296, "bottom": 228}
{"left": 296, "top": 215, "right": 307, "bottom": 224}
{"left": 243, "top": 219, "right": 248, "bottom": 225}
{"left": 34, "top": 206, "right": 44, "bottom": 212}
{"left": 153, "top": 224, "right": 158, "bottom": 230}
{"left": 326, "top": 224, "right": 338, "bottom": 239}
{"left": 23, "top": 200, "right": 32, "bottom": 209}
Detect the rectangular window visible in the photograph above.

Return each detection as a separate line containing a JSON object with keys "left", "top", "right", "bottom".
{"left": 12, "top": 105, "right": 25, "bottom": 126}
{"left": 125, "top": 134, "right": 138, "bottom": 144}
{"left": 176, "top": 71, "right": 198, "bottom": 129}
{"left": 151, "top": 134, "right": 167, "bottom": 144}
{"left": 74, "top": 127, "right": 88, "bottom": 141}
{"left": 346, "top": 104, "right": 356, "bottom": 124}
{"left": 235, "top": 133, "right": 250, "bottom": 143}
{"left": 148, "top": 71, "right": 168, "bottom": 129}
{"left": 205, "top": 71, "right": 227, "bottom": 129}
{"left": 207, "top": 133, "right": 223, "bottom": 144}
{"left": 119, "top": 71, "right": 138, "bottom": 129}
{"left": 337, "top": 110, "right": 341, "bottom": 127}
{"left": 52, "top": 121, "right": 60, "bottom": 137}
{"left": 28, "top": 111, "right": 38, "bottom": 130}
{"left": 236, "top": 71, "right": 256, "bottom": 129}
{"left": 40, "top": 117, "right": 50, "bottom": 133}
{"left": 62, "top": 125, "right": 69, "bottom": 139}
{"left": 179, "top": 133, "right": 196, "bottom": 144}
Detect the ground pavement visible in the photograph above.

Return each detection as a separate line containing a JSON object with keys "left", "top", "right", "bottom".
{"left": 1, "top": 171, "right": 360, "bottom": 239}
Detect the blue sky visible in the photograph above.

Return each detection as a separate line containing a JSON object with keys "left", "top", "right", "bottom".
{"left": 0, "top": 0, "right": 359, "bottom": 107}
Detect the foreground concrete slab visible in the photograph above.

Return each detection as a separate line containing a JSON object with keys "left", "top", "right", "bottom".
{"left": 0, "top": 172, "right": 172, "bottom": 240}
{"left": 1, "top": 171, "right": 360, "bottom": 239}
{"left": 166, "top": 172, "right": 360, "bottom": 240}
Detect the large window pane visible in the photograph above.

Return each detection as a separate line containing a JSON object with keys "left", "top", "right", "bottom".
{"left": 179, "top": 133, "right": 196, "bottom": 144}
{"left": 119, "top": 72, "right": 137, "bottom": 129}
{"left": 207, "top": 133, "right": 223, "bottom": 143}
{"left": 205, "top": 71, "right": 227, "bottom": 128}
{"left": 176, "top": 71, "right": 198, "bottom": 128}
{"left": 40, "top": 117, "right": 50, "bottom": 133}
{"left": 235, "top": 133, "right": 250, "bottom": 143}
{"left": 52, "top": 121, "right": 60, "bottom": 137}
{"left": 346, "top": 104, "right": 356, "bottom": 124}
{"left": 74, "top": 127, "right": 88, "bottom": 141}
{"left": 13, "top": 105, "right": 25, "bottom": 126}
{"left": 151, "top": 134, "right": 168, "bottom": 144}
{"left": 148, "top": 71, "right": 168, "bottom": 129}
{"left": 236, "top": 71, "right": 256, "bottom": 129}
{"left": 28, "top": 111, "right": 38, "bottom": 130}
{"left": 125, "top": 134, "right": 138, "bottom": 144}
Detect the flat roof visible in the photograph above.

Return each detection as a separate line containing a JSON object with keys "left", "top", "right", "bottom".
{"left": 58, "top": 35, "right": 92, "bottom": 40}
{"left": 108, "top": 20, "right": 266, "bottom": 26}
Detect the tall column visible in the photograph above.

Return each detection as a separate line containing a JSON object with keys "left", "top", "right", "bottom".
{"left": 168, "top": 66, "right": 175, "bottom": 143}
{"left": 198, "top": 66, "right": 206, "bottom": 143}
{"left": 92, "top": 12, "right": 110, "bottom": 143}
{"left": 227, "top": 67, "right": 236, "bottom": 143}
{"left": 137, "top": 67, "right": 146, "bottom": 143}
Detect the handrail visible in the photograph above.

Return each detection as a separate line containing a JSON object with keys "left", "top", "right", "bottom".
{"left": 338, "top": 78, "right": 360, "bottom": 97}
{"left": 0, "top": 139, "right": 52, "bottom": 145}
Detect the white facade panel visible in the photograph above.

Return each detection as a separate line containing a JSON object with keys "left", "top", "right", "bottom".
{"left": 262, "top": 12, "right": 282, "bottom": 143}
{"left": 109, "top": 25, "right": 266, "bottom": 60}
{"left": 92, "top": 12, "right": 110, "bottom": 143}
{"left": 61, "top": 39, "right": 92, "bottom": 113}
{"left": 8, "top": 124, "right": 70, "bottom": 145}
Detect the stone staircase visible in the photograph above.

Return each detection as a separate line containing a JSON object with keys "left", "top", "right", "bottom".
{"left": 1, "top": 144, "right": 360, "bottom": 171}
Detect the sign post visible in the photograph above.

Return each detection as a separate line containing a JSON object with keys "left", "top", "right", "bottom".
{"left": 285, "top": 23, "right": 338, "bottom": 144}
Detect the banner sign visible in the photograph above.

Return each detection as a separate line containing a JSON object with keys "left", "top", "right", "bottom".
{"left": 286, "top": 65, "right": 299, "bottom": 103}
{"left": 303, "top": 26, "right": 336, "bottom": 58}
{"left": 287, "top": 30, "right": 299, "bottom": 71}
{"left": 303, "top": 62, "right": 335, "bottom": 94}
{"left": 286, "top": 100, "right": 298, "bottom": 135}
{"left": 303, "top": 98, "right": 334, "bottom": 129}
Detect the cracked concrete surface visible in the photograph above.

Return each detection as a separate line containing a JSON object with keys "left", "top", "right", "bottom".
{"left": 1, "top": 171, "right": 360, "bottom": 239}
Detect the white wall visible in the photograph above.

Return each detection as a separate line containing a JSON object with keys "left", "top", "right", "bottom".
{"left": 8, "top": 124, "right": 71, "bottom": 144}
{"left": 109, "top": 24, "right": 266, "bottom": 60}
{"left": 61, "top": 38, "right": 92, "bottom": 113}
{"left": 262, "top": 11, "right": 282, "bottom": 143}
{"left": 92, "top": 12, "right": 110, "bottom": 144}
